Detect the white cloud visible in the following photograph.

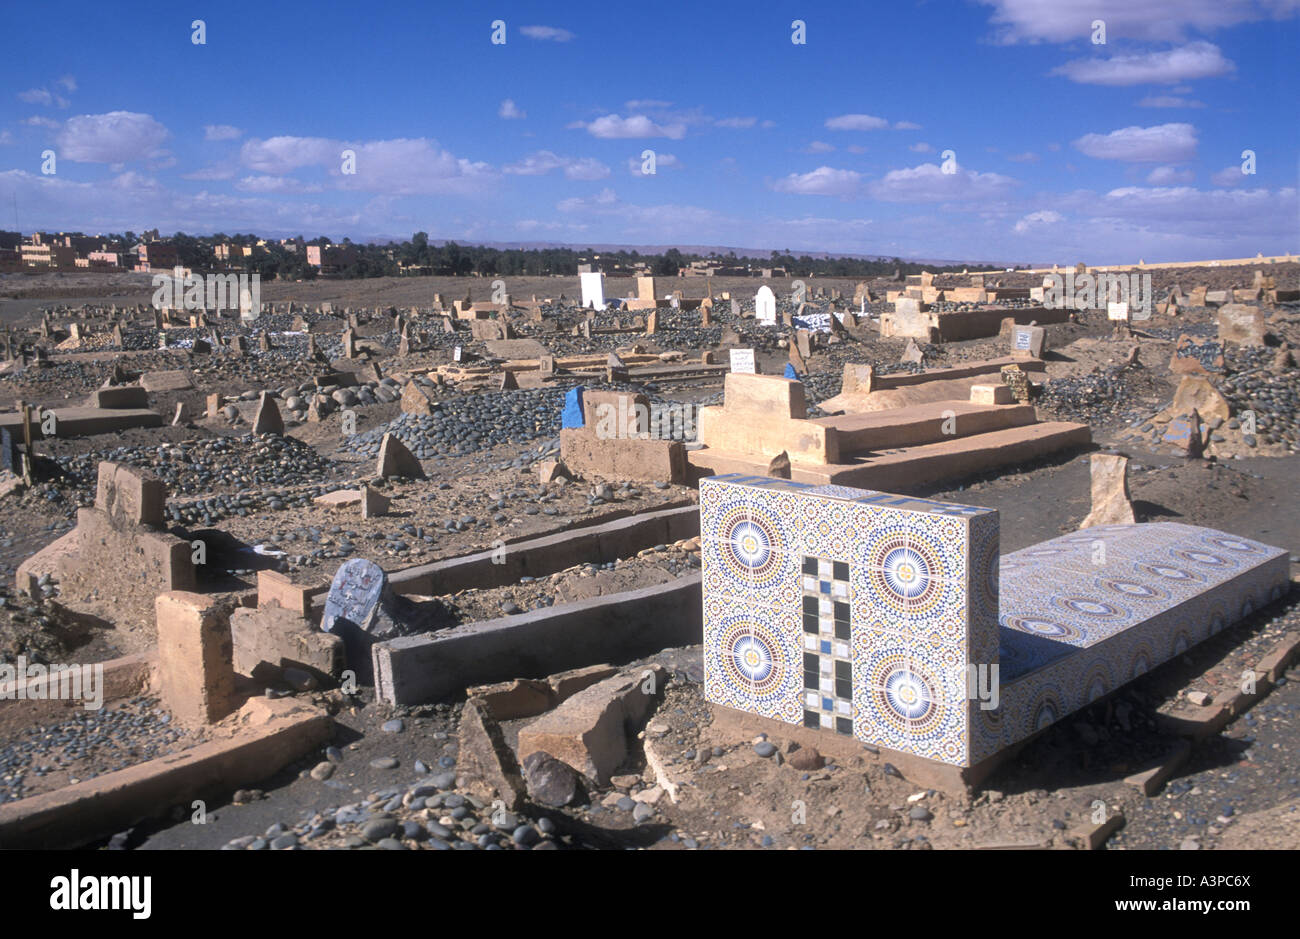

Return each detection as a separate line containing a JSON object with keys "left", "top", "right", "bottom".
{"left": 846, "top": 144, "right": 869, "bottom": 154}
{"left": 240, "top": 136, "right": 494, "bottom": 195}
{"left": 182, "top": 165, "right": 236, "bottom": 181}
{"left": 625, "top": 99, "right": 672, "bottom": 110}
{"left": 979, "top": 0, "right": 1298, "bottom": 44}
{"left": 203, "top": 124, "right": 243, "bottom": 141}
{"left": 498, "top": 99, "right": 526, "bottom": 120}
{"left": 55, "top": 75, "right": 76, "bottom": 93}
{"left": 520, "top": 25, "right": 574, "bottom": 41}
{"left": 716, "top": 117, "right": 758, "bottom": 128}
{"left": 868, "top": 162, "right": 1018, "bottom": 202}
{"left": 825, "top": 113, "right": 890, "bottom": 131}
{"left": 576, "top": 114, "right": 686, "bottom": 139}
{"left": 771, "top": 166, "right": 864, "bottom": 197}
{"left": 235, "top": 175, "right": 322, "bottom": 194}
{"left": 893, "top": 121, "right": 922, "bottom": 130}
{"left": 1211, "top": 166, "right": 1247, "bottom": 187}
{"left": 803, "top": 141, "right": 836, "bottom": 153}
{"left": 1014, "top": 210, "right": 1064, "bottom": 233}
{"left": 1137, "top": 95, "right": 1205, "bottom": 107}
{"left": 1072, "top": 123, "right": 1197, "bottom": 162}
{"left": 23, "top": 116, "right": 60, "bottom": 129}
{"left": 626, "top": 153, "right": 680, "bottom": 175}
{"left": 1053, "top": 42, "right": 1234, "bottom": 86}
{"left": 1147, "top": 165, "right": 1195, "bottom": 184}
{"left": 56, "top": 111, "right": 170, "bottom": 163}
{"left": 504, "top": 150, "right": 610, "bottom": 179}
{"left": 1007, "top": 151, "right": 1040, "bottom": 163}
{"left": 909, "top": 142, "right": 933, "bottom": 153}
{"left": 18, "top": 88, "right": 56, "bottom": 106}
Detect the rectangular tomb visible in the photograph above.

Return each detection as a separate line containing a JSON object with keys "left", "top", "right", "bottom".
{"left": 699, "top": 475, "right": 1289, "bottom": 768}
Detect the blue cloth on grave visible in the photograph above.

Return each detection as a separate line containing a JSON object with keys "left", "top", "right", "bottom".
{"left": 783, "top": 363, "right": 799, "bottom": 380}
{"left": 561, "top": 386, "right": 586, "bottom": 429}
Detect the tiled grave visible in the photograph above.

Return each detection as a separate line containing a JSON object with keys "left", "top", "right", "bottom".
{"left": 700, "top": 474, "right": 1290, "bottom": 768}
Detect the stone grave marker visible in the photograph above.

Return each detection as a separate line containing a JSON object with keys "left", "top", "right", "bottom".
{"left": 755, "top": 286, "right": 776, "bottom": 325}
{"left": 729, "top": 348, "right": 756, "bottom": 374}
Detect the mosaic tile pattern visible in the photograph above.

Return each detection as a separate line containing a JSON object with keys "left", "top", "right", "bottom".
{"left": 701, "top": 474, "right": 998, "bottom": 766}
{"left": 700, "top": 474, "right": 1290, "bottom": 768}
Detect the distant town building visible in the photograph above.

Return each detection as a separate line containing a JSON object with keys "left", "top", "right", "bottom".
{"left": 306, "top": 244, "right": 359, "bottom": 273}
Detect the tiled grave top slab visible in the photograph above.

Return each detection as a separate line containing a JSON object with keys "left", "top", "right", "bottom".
{"left": 997, "top": 522, "right": 1288, "bottom": 682}
{"left": 704, "top": 473, "right": 994, "bottom": 518}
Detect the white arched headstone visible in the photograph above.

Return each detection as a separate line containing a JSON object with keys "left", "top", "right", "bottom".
{"left": 579, "top": 272, "right": 606, "bottom": 311}
{"left": 755, "top": 285, "right": 776, "bottom": 325}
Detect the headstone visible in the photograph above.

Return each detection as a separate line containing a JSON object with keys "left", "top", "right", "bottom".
{"left": 788, "top": 339, "right": 807, "bottom": 375}
{"left": 900, "top": 339, "right": 924, "bottom": 365}
{"left": 1080, "top": 453, "right": 1136, "bottom": 527}
{"left": 579, "top": 272, "right": 606, "bottom": 311}
{"left": 498, "top": 370, "right": 518, "bottom": 391}
{"left": 755, "top": 286, "right": 776, "bottom": 325}
{"left": 1217, "top": 304, "right": 1266, "bottom": 345}
{"left": 376, "top": 433, "right": 426, "bottom": 479}
{"left": 206, "top": 393, "right": 221, "bottom": 419}
{"left": 795, "top": 330, "right": 812, "bottom": 360}
{"left": 730, "top": 298, "right": 741, "bottom": 317}
{"left": 342, "top": 329, "right": 357, "bottom": 358}
{"left": 1011, "top": 324, "right": 1046, "bottom": 358}
{"left": 320, "top": 558, "right": 430, "bottom": 681}
{"left": 729, "top": 348, "right": 756, "bottom": 374}
{"left": 252, "top": 392, "right": 284, "bottom": 435}
{"left": 258, "top": 333, "right": 272, "bottom": 352}
{"left": 645, "top": 310, "right": 657, "bottom": 335}
{"left": 172, "top": 401, "right": 188, "bottom": 426}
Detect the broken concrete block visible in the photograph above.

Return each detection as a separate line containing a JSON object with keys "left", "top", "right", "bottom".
{"left": 230, "top": 604, "right": 344, "bottom": 682}
{"left": 95, "top": 461, "right": 165, "bottom": 528}
{"left": 401, "top": 381, "right": 436, "bottom": 416}
{"left": 516, "top": 666, "right": 667, "bottom": 786}
{"left": 376, "top": 432, "right": 425, "bottom": 479}
{"left": 360, "top": 485, "right": 390, "bottom": 519}
{"left": 257, "top": 569, "right": 315, "bottom": 618}
{"left": 1171, "top": 375, "right": 1231, "bottom": 424}
{"left": 252, "top": 392, "right": 284, "bottom": 435}
{"left": 90, "top": 385, "right": 149, "bottom": 409}
{"left": 140, "top": 369, "right": 194, "bottom": 393}
{"left": 457, "top": 697, "right": 527, "bottom": 810}
{"left": 1080, "top": 452, "right": 1136, "bottom": 528}
{"left": 466, "top": 678, "right": 557, "bottom": 721}
{"left": 547, "top": 664, "right": 619, "bottom": 702}
{"left": 314, "top": 489, "right": 362, "bottom": 509}
{"left": 1217, "top": 304, "right": 1266, "bottom": 346}
{"left": 970, "top": 383, "right": 1013, "bottom": 405}
{"left": 156, "top": 591, "right": 237, "bottom": 727}
{"left": 537, "top": 459, "right": 570, "bottom": 484}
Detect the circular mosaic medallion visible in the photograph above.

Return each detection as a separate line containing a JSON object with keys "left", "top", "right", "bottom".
{"left": 866, "top": 652, "right": 945, "bottom": 737}
{"left": 1136, "top": 562, "right": 1206, "bottom": 586}
{"left": 716, "top": 502, "right": 786, "bottom": 588}
{"left": 1204, "top": 535, "right": 1260, "bottom": 554}
{"left": 1097, "top": 577, "right": 1168, "bottom": 602}
{"left": 1004, "top": 614, "right": 1082, "bottom": 642}
{"left": 719, "top": 621, "right": 785, "bottom": 697}
{"left": 866, "top": 536, "right": 942, "bottom": 614}
{"left": 1052, "top": 595, "right": 1128, "bottom": 620}
{"left": 1173, "top": 548, "right": 1230, "bottom": 569}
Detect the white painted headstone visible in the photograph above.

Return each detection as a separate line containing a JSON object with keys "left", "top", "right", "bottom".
{"left": 1107, "top": 301, "right": 1129, "bottom": 321}
{"left": 755, "top": 285, "right": 776, "bottom": 325}
{"left": 579, "top": 272, "right": 606, "bottom": 311}
{"left": 729, "top": 348, "right": 756, "bottom": 374}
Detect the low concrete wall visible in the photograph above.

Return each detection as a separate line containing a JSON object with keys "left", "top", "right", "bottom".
{"left": 382, "top": 503, "right": 699, "bottom": 598}
{"left": 0, "top": 651, "right": 155, "bottom": 738}
{"left": 0, "top": 699, "right": 332, "bottom": 848}
{"left": 374, "top": 573, "right": 702, "bottom": 705}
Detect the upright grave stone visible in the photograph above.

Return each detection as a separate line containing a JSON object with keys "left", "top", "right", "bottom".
{"left": 755, "top": 286, "right": 776, "bottom": 326}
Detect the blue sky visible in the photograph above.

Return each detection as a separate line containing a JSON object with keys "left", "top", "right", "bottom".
{"left": 2, "top": 0, "right": 1297, "bottom": 264}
